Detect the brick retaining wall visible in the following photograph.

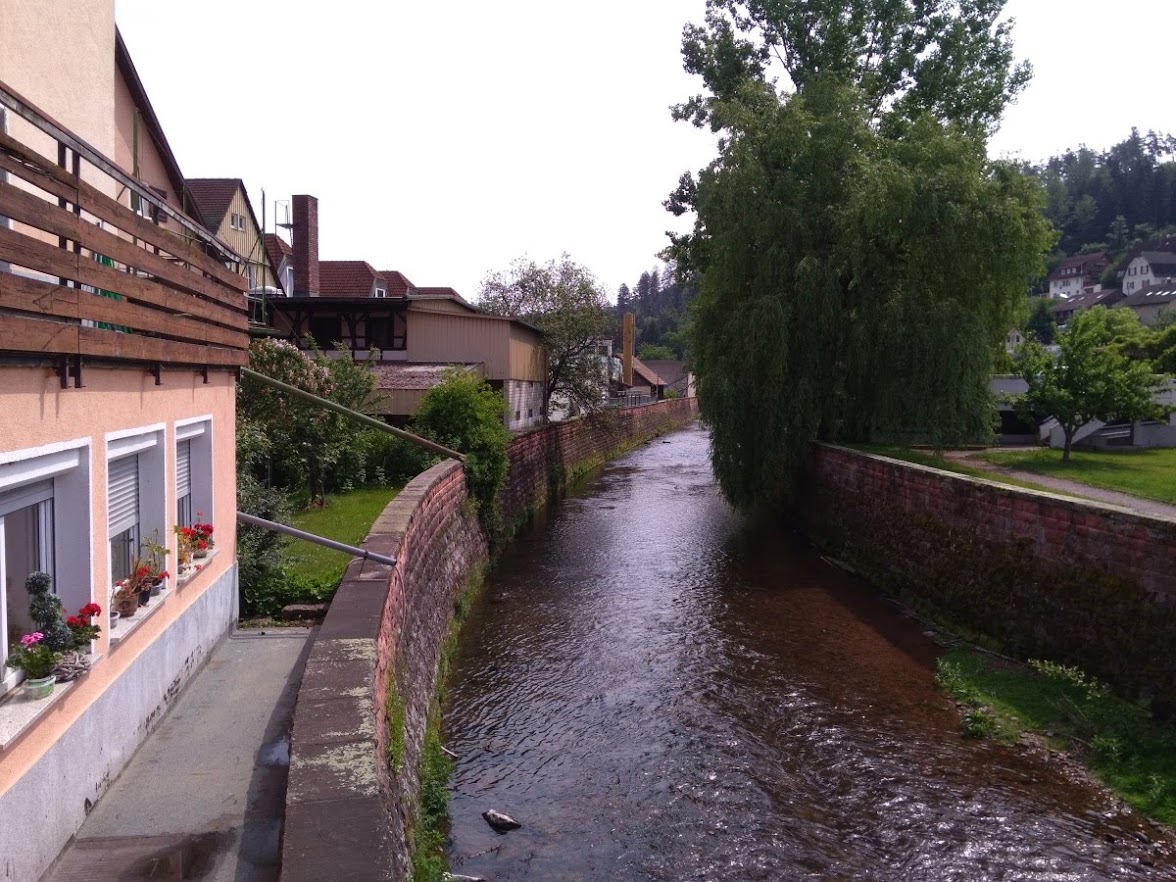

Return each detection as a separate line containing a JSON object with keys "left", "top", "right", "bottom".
{"left": 281, "top": 399, "right": 698, "bottom": 880}
{"left": 795, "top": 444, "right": 1176, "bottom": 705}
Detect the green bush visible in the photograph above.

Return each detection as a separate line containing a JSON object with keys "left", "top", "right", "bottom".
{"left": 414, "top": 368, "right": 510, "bottom": 539}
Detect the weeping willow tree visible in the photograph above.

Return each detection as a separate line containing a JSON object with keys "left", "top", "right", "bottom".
{"left": 667, "top": 1, "right": 1054, "bottom": 510}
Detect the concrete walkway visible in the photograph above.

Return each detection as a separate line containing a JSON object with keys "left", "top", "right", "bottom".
{"left": 42, "top": 628, "right": 312, "bottom": 882}
{"left": 944, "top": 449, "right": 1176, "bottom": 521}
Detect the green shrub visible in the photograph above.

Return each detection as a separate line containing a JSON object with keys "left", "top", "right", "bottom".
{"left": 414, "top": 368, "right": 510, "bottom": 539}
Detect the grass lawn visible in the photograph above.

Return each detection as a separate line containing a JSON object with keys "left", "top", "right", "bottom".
{"left": 284, "top": 486, "right": 399, "bottom": 587}
{"left": 848, "top": 444, "right": 1062, "bottom": 495}
{"left": 937, "top": 647, "right": 1176, "bottom": 828}
{"left": 979, "top": 447, "right": 1176, "bottom": 506}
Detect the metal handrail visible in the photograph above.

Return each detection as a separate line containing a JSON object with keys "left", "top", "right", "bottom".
{"left": 236, "top": 512, "right": 395, "bottom": 566}
{"left": 239, "top": 367, "right": 465, "bottom": 462}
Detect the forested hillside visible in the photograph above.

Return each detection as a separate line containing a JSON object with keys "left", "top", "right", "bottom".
{"left": 1025, "top": 128, "right": 1176, "bottom": 276}
{"left": 610, "top": 265, "right": 696, "bottom": 359}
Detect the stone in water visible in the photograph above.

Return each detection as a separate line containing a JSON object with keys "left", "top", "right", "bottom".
{"left": 482, "top": 809, "right": 521, "bottom": 832}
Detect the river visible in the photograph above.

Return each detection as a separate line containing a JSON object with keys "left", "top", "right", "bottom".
{"left": 443, "top": 422, "right": 1174, "bottom": 881}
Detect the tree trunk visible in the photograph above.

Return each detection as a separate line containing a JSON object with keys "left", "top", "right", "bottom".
{"left": 1062, "top": 428, "right": 1074, "bottom": 463}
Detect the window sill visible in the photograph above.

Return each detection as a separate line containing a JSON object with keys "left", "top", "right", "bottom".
{"left": 108, "top": 586, "right": 171, "bottom": 647}
{"left": 176, "top": 547, "right": 219, "bottom": 588}
{"left": 0, "top": 658, "right": 94, "bottom": 750}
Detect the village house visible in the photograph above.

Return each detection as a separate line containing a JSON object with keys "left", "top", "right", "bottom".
{"left": 265, "top": 195, "right": 548, "bottom": 430}
{"left": 1051, "top": 287, "right": 1125, "bottom": 326}
{"left": 0, "top": 7, "right": 248, "bottom": 879}
{"left": 1121, "top": 250, "right": 1176, "bottom": 294}
{"left": 1047, "top": 251, "right": 1109, "bottom": 299}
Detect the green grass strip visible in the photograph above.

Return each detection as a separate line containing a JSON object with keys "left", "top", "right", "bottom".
{"left": 284, "top": 486, "right": 399, "bottom": 586}
{"left": 979, "top": 447, "right": 1176, "bottom": 506}
{"left": 936, "top": 647, "right": 1176, "bottom": 827}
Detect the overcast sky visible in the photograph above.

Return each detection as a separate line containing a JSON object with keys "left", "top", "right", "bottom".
{"left": 115, "top": 1, "right": 1176, "bottom": 300}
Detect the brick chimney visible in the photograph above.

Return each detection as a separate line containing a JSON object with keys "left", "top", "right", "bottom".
{"left": 292, "top": 195, "right": 320, "bottom": 296}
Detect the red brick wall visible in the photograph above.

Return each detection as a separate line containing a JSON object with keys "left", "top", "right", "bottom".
{"left": 282, "top": 400, "right": 699, "bottom": 880}
{"left": 501, "top": 398, "right": 699, "bottom": 529}
{"left": 796, "top": 444, "right": 1176, "bottom": 704}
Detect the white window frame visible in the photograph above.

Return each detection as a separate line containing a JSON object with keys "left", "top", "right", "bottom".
{"left": 374, "top": 285, "right": 387, "bottom": 299}
{"left": 106, "top": 425, "right": 165, "bottom": 595}
{"left": 175, "top": 416, "right": 214, "bottom": 532}
{"left": 0, "top": 438, "right": 91, "bottom": 696}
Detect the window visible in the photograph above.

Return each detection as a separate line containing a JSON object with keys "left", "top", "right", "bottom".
{"left": 246, "top": 263, "right": 257, "bottom": 290}
{"left": 373, "top": 285, "right": 387, "bottom": 298}
{"left": 106, "top": 427, "right": 164, "bottom": 592}
{"left": 108, "top": 454, "right": 140, "bottom": 584}
{"left": 0, "top": 441, "right": 90, "bottom": 695}
{"left": 230, "top": 212, "right": 246, "bottom": 232}
{"left": 307, "top": 315, "right": 343, "bottom": 346}
{"left": 367, "top": 313, "right": 407, "bottom": 351}
{"left": 175, "top": 418, "right": 213, "bottom": 535}
{"left": 175, "top": 419, "right": 212, "bottom": 529}
{"left": 176, "top": 441, "right": 192, "bottom": 527}
{"left": 282, "top": 264, "right": 294, "bottom": 296}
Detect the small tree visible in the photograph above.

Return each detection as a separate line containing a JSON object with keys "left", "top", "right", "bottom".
{"left": 478, "top": 255, "right": 610, "bottom": 417}
{"left": 414, "top": 368, "right": 510, "bottom": 538}
{"left": 1024, "top": 297, "right": 1056, "bottom": 344}
{"left": 1015, "top": 307, "right": 1167, "bottom": 461}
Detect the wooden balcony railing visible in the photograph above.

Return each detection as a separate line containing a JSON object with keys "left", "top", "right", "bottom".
{"left": 0, "top": 80, "right": 249, "bottom": 379}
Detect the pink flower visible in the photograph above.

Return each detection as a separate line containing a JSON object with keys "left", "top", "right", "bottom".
{"left": 20, "top": 632, "right": 44, "bottom": 646}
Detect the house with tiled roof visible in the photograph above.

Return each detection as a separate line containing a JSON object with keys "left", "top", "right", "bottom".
{"left": 1051, "top": 287, "right": 1125, "bottom": 326}
{"left": 1121, "top": 251, "right": 1176, "bottom": 294}
{"left": 0, "top": 15, "right": 247, "bottom": 879}
{"left": 184, "top": 178, "right": 277, "bottom": 295}
{"left": 1047, "top": 252, "right": 1109, "bottom": 300}
{"left": 1119, "top": 283, "right": 1176, "bottom": 324}
{"left": 266, "top": 195, "right": 547, "bottom": 429}
{"left": 264, "top": 233, "right": 294, "bottom": 295}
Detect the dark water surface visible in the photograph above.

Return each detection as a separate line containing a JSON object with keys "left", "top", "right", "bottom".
{"left": 443, "top": 423, "right": 1175, "bottom": 881}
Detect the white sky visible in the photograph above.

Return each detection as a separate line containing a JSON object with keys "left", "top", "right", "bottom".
{"left": 114, "top": 1, "right": 1176, "bottom": 300}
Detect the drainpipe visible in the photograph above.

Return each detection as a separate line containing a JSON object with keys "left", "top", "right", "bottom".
{"left": 238, "top": 366, "right": 465, "bottom": 462}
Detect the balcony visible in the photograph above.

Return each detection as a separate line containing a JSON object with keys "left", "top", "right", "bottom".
{"left": 0, "top": 81, "right": 249, "bottom": 380}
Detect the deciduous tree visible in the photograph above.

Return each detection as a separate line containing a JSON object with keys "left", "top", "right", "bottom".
{"left": 478, "top": 255, "right": 610, "bottom": 417}
{"left": 667, "top": 0, "right": 1052, "bottom": 509}
{"left": 1015, "top": 308, "right": 1167, "bottom": 462}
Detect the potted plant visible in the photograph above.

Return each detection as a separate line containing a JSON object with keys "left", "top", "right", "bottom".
{"left": 66, "top": 603, "right": 102, "bottom": 649}
{"left": 175, "top": 525, "right": 194, "bottom": 571}
{"left": 6, "top": 632, "right": 62, "bottom": 699}
{"left": 112, "top": 564, "right": 150, "bottom": 619}
{"left": 192, "top": 513, "right": 214, "bottom": 558}
{"left": 140, "top": 530, "right": 170, "bottom": 595}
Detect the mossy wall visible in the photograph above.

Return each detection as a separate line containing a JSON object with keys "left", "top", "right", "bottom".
{"left": 281, "top": 400, "right": 699, "bottom": 881}
{"left": 795, "top": 445, "right": 1176, "bottom": 705}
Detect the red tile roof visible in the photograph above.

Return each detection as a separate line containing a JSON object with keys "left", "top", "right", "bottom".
{"left": 184, "top": 178, "right": 242, "bottom": 231}
{"left": 379, "top": 271, "right": 414, "bottom": 298}
{"left": 630, "top": 356, "right": 666, "bottom": 387}
{"left": 264, "top": 233, "right": 292, "bottom": 269}
{"left": 319, "top": 260, "right": 378, "bottom": 297}
{"left": 1048, "top": 251, "right": 1109, "bottom": 283}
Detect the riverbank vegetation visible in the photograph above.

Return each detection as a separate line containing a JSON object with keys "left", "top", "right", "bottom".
{"left": 847, "top": 445, "right": 1064, "bottom": 496}
{"left": 979, "top": 448, "right": 1176, "bottom": 506}
{"left": 936, "top": 647, "right": 1176, "bottom": 827}
{"left": 236, "top": 339, "right": 431, "bottom": 616}
{"left": 667, "top": 0, "right": 1053, "bottom": 510}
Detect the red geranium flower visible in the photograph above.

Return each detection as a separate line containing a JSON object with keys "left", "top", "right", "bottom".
{"left": 67, "top": 616, "right": 82, "bottom": 627}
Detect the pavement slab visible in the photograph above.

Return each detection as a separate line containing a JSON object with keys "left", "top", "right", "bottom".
{"left": 41, "top": 628, "right": 312, "bottom": 882}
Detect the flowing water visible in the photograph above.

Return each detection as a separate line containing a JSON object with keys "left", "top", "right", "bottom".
{"left": 443, "top": 422, "right": 1175, "bottom": 881}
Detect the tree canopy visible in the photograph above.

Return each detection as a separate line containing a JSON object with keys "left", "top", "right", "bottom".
{"left": 1014, "top": 308, "right": 1168, "bottom": 461}
{"left": 668, "top": 0, "right": 1052, "bottom": 510}
{"left": 478, "top": 255, "right": 610, "bottom": 416}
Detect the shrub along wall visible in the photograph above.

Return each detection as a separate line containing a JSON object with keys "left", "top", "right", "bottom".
{"left": 794, "top": 445, "right": 1176, "bottom": 707}
{"left": 281, "top": 399, "right": 699, "bottom": 881}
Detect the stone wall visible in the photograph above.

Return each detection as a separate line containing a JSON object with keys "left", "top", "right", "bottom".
{"left": 501, "top": 397, "right": 699, "bottom": 529}
{"left": 282, "top": 399, "right": 698, "bottom": 881}
{"left": 795, "top": 444, "right": 1176, "bottom": 705}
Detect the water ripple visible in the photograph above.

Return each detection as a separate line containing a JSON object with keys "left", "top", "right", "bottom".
{"left": 444, "top": 423, "right": 1176, "bottom": 881}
